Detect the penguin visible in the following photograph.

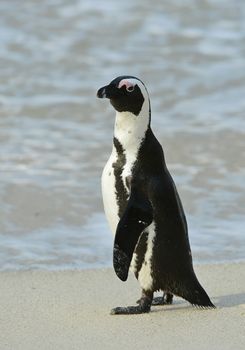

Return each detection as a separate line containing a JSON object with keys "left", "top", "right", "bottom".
{"left": 97, "top": 75, "right": 215, "bottom": 314}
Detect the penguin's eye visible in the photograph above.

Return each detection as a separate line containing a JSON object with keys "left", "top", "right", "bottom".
{"left": 126, "top": 85, "right": 135, "bottom": 92}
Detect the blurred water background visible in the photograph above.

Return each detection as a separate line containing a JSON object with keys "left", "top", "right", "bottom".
{"left": 0, "top": 0, "right": 244, "bottom": 270}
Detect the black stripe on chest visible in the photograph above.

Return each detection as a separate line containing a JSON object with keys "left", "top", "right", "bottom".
{"left": 134, "top": 231, "right": 148, "bottom": 278}
{"left": 112, "top": 137, "right": 129, "bottom": 218}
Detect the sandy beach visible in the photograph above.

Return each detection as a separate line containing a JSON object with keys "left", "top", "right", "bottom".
{"left": 0, "top": 263, "right": 244, "bottom": 350}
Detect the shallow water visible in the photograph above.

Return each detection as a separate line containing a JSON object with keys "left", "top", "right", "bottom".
{"left": 0, "top": 0, "right": 244, "bottom": 270}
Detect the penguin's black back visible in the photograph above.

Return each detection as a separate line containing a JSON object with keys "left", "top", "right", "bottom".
{"left": 129, "top": 128, "right": 214, "bottom": 308}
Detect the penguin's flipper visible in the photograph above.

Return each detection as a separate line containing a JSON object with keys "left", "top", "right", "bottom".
{"left": 113, "top": 187, "right": 153, "bottom": 281}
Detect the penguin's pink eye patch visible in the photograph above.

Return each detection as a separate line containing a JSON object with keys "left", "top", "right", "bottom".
{"left": 118, "top": 79, "right": 135, "bottom": 92}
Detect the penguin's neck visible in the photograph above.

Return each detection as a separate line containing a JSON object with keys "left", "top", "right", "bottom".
{"left": 113, "top": 110, "right": 150, "bottom": 154}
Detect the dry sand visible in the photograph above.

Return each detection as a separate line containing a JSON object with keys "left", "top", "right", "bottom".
{"left": 0, "top": 263, "right": 245, "bottom": 350}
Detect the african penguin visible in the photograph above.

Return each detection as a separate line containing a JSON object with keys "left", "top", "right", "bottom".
{"left": 97, "top": 75, "right": 215, "bottom": 314}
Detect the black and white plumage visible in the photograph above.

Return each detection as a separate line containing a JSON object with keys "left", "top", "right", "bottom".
{"left": 97, "top": 75, "right": 215, "bottom": 314}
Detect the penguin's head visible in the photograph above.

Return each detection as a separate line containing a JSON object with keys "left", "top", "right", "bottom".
{"left": 97, "top": 76, "right": 150, "bottom": 116}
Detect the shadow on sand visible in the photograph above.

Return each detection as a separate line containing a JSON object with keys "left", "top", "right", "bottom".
{"left": 215, "top": 292, "right": 245, "bottom": 308}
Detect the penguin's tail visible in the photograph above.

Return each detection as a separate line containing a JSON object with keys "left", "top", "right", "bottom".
{"left": 176, "top": 279, "right": 215, "bottom": 309}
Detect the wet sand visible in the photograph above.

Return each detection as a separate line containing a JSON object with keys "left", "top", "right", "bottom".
{"left": 1, "top": 263, "right": 244, "bottom": 350}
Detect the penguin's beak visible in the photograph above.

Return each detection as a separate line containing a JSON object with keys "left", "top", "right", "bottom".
{"left": 97, "top": 85, "right": 108, "bottom": 98}
{"left": 97, "top": 84, "right": 122, "bottom": 99}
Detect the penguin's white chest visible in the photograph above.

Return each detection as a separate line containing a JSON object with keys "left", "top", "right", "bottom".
{"left": 102, "top": 111, "right": 150, "bottom": 236}
{"left": 101, "top": 152, "right": 120, "bottom": 234}
{"left": 101, "top": 147, "right": 137, "bottom": 235}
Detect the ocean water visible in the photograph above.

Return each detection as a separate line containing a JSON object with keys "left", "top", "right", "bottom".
{"left": 0, "top": 0, "right": 244, "bottom": 270}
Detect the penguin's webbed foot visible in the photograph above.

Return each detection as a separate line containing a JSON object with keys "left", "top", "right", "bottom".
{"left": 111, "top": 290, "right": 152, "bottom": 315}
{"left": 152, "top": 292, "right": 173, "bottom": 306}
{"left": 110, "top": 304, "right": 150, "bottom": 315}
